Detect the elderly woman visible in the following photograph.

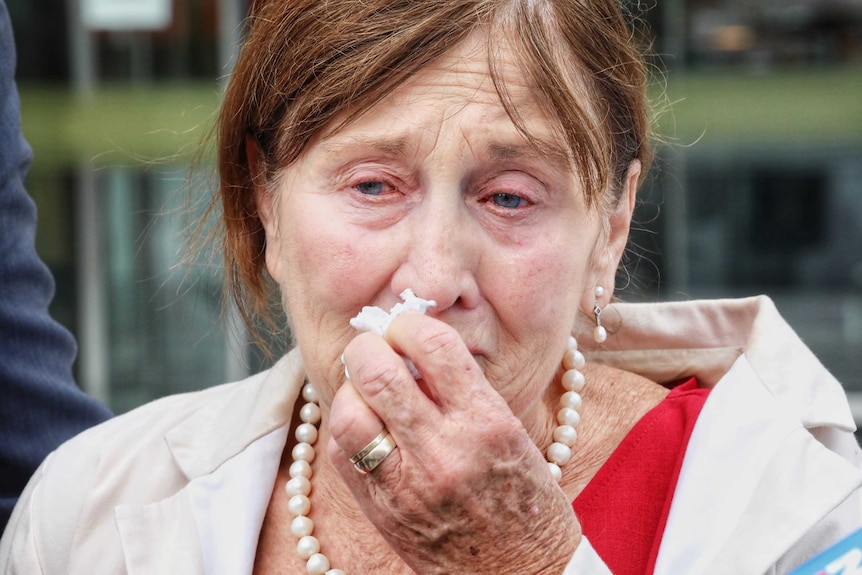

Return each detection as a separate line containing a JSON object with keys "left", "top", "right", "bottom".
{"left": 2, "top": 0, "right": 860, "bottom": 573}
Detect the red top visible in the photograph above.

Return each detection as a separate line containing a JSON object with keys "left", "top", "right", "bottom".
{"left": 573, "top": 378, "right": 709, "bottom": 575}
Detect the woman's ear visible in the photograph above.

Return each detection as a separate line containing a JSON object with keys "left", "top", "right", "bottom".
{"left": 586, "top": 160, "right": 641, "bottom": 310}
{"left": 247, "top": 136, "right": 285, "bottom": 283}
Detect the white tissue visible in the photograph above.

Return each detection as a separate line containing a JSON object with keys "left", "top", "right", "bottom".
{"left": 349, "top": 289, "right": 437, "bottom": 335}
{"left": 349, "top": 289, "right": 437, "bottom": 379}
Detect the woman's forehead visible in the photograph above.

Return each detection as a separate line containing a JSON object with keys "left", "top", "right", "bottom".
{"left": 316, "top": 31, "right": 567, "bottom": 153}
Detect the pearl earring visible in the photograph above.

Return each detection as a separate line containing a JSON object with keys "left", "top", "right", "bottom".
{"left": 593, "top": 286, "right": 607, "bottom": 344}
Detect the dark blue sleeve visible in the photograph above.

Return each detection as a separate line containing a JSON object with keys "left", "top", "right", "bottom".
{"left": 0, "top": 0, "right": 112, "bottom": 535}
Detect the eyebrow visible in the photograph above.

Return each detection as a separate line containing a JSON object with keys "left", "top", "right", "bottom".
{"left": 487, "top": 139, "right": 572, "bottom": 171}
{"left": 321, "top": 136, "right": 411, "bottom": 158}
{"left": 319, "top": 134, "right": 573, "bottom": 173}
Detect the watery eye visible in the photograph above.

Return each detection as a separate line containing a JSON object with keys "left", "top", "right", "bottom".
{"left": 492, "top": 193, "right": 524, "bottom": 209}
{"left": 356, "top": 181, "right": 385, "bottom": 195}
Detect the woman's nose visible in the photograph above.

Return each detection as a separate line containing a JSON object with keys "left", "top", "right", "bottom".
{"left": 390, "top": 201, "right": 479, "bottom": 313}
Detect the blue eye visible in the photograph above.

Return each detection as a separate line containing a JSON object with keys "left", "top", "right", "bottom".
{"left": 356, "top": 181, "right": 384, "bottom": 195}
{"left": 492, "top": 193, "right": 524, "bottom": 209}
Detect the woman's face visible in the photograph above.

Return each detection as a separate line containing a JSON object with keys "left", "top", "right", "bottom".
{"left": 257, "top": 33, "right": 635, "bottom": 417}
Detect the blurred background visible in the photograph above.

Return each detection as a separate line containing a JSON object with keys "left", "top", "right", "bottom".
{"left": 7, "top": 0, "right": 862, "bottom": 417}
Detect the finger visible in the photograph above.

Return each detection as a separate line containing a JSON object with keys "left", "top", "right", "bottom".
{"left": 328, "top": 429, "right": 402, "bottom": 485}
{"left": 328, "top": 377, "right": 385, "bottom": 456}
{"left": 385, "top": 313, "right": 496, "bottom": 414}
{"left": 328, "top": 381, "right": 400, "bottom": 484}
{"left": 341, "top": 330, "right": 441, "bottom": 436}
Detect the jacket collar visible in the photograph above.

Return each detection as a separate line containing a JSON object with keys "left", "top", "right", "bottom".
{"left": 584, "top": 296, "right": 861, "bottom": 572}
{"left": 585, "top": 295, "right": 855, "bottom": 431}
{"left": 115, "top": 350, "right": 306, "bottom": 574}
{"left": 165, "top": 349, "right": 304, "bottom": 480}
{"left": 655, "top": 355, "right": 862, "bottom": 573}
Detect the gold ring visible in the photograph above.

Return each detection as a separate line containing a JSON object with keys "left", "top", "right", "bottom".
{"left": 352, "top": 430, "right": 397, "bottom": 474}
{"left": 349, "top": 429, "right": 389, "bottom": 464}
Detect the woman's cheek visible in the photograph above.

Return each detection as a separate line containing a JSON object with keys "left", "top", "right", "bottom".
{"left": 298, "top": 225, "right": 394, "bottom": 311}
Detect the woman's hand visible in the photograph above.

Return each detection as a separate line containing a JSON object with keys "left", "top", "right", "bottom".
{"left": 329, "top": 312, "right": 581, "bottom": 575}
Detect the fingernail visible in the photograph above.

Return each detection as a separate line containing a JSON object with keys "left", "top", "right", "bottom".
{"left": 405, "top": 358, "right": 421, "bottom": 380}
{"left": 341, "top": 353, "right": 350, "bottom": 379}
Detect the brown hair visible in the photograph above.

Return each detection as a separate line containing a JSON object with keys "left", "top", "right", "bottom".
{"left": 217, "top": 0, "right": 653, "bottom": 342}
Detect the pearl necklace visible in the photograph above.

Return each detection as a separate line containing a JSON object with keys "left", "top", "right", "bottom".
{"left": 547, "top": 335, "right": 586, "bottom": 482}
{"left": 285, "top": 337, "right": 585, "bottom": 575}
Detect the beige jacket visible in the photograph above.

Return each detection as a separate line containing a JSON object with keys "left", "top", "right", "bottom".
{"left": 1, "top": 296, "right": 860, "bottom": 574}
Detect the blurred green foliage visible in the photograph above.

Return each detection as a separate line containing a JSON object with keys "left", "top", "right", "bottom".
{"left": 654, "top": 67, "right": 862, "bottom": 148}
{"left": 18, "top": 67, "right": 862, "bottom": 172}
{"left": 19, "top": 84, "right": 222, "bottom": 171}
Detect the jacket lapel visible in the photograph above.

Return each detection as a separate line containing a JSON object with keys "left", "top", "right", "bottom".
{"left": 704, "top": 429, "right": 862, "bottom": 574}
{"left": 115, "top": 491, "right": 205, "bottom": 575}
{"left": 654, "top": 356, "right": 862, "bottom": 574}
{"left": 114, "top": 351, "right": 305, "bottom": 574}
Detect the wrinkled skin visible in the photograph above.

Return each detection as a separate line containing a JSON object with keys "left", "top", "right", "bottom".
{"left": 256, "top": 30, "right": 637, "bottom": 574}
{"left": 333, "top": 312, "right": 580, "bottom": 574}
